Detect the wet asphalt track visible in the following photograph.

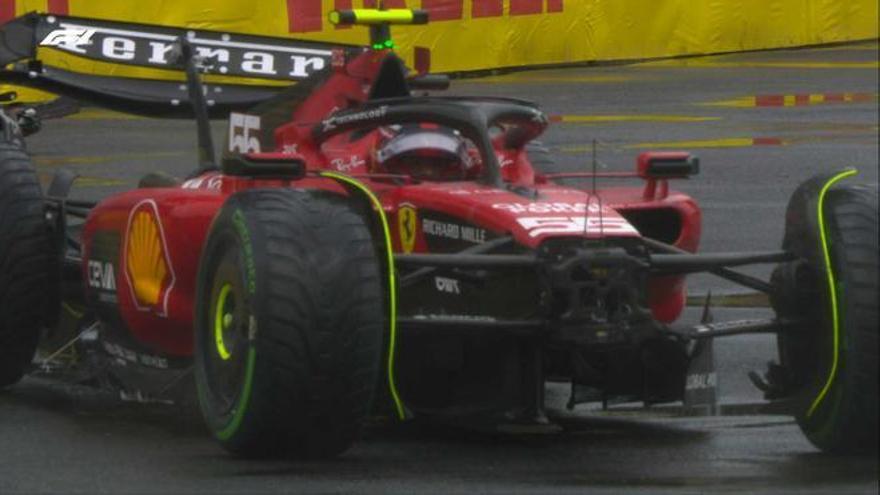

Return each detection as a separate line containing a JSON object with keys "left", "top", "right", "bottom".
{"left": 1, "top": 42, "right": 878, "bottom": 493}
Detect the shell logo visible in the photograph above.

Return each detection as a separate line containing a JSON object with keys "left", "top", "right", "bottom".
{"left": 124, "top": 200, "right": 175, "bottom": 315}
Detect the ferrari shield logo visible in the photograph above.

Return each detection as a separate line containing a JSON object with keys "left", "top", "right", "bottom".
{"left": 398, "top": 204, "right": 418, "bottom": 253}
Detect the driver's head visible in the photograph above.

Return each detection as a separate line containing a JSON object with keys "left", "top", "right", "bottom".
{"left": 375, "top": 125, "right": 471, "bottom": 181}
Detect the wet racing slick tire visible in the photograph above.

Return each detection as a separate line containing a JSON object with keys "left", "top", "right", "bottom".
{"left": 793, "top": 183, "right": 878, "bottom": 454}
{"left": 0, "top": 141, "right": 51, "bottom": 388}
{"left": 194, "top": 188, "right": 385, "bottom": 458}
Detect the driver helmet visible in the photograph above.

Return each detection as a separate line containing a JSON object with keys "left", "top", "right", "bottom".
{"left": 375, "top": 125, "right": 472, "bottom": 180}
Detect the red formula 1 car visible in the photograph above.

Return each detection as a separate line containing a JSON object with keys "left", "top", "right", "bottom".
{"left": 0, "top": 10, "right": 876, "bottom": 458}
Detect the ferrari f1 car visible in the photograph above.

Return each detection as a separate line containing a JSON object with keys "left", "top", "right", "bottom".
{"left": 0, "top": 10, "right": 876, "bottom": 458}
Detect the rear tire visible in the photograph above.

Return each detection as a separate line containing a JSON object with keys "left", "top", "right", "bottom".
{"left": 0, "top": 141, "right": 51, "bottom": 388}
{"left": 194, "top": 188, "right": 385, "bottom": 458}
{"left": 794, "top": 184, "right": 878, "bottom": 454}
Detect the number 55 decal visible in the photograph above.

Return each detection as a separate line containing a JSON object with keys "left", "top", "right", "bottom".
{"left": 228, "top": 113, "right": 261, "bottom": 153}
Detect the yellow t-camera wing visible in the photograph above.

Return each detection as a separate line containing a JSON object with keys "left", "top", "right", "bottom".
{"left": 328, "top": 9, "right": 429, "bottom": 26}
{"left": 328, "top": 9, "right": 429, "bottom": 49}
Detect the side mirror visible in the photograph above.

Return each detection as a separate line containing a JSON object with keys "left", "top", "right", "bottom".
{"left": 637, "top": 151, "right": 699, "bottom": 179}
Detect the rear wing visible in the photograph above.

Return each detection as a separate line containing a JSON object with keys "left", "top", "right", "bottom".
{"left": 0, "top": 13, "right": 362, "bottom": 118}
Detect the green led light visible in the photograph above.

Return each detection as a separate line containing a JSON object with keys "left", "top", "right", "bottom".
{"left": 372, "top": 39, "right": 395, "bottom": 50}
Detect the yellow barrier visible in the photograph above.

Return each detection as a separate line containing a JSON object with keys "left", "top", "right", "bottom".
{"left": 2, "top": 0, "right": 878, "bottom": 101}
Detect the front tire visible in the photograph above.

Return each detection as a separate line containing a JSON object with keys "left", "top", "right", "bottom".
{"left": 194, "top": 189, "right": 385, "bottom": 458}
{"left": 793, "top": 184, "right": 878, "bottom": 454}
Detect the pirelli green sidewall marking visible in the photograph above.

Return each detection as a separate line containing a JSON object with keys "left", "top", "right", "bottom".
{"left": 320, "top": 172, "right": 407, "bottom": 420}
{"left": 232, "top": 209, "right": 257, "bottom": 295}
{"left": 216, "top": 207, "right": 258, "bottom": 441}
{"left": 216, "top": 347, "right": 256, "bottom": 441}
{"left": 807, "top": 169, "right": 858, "bottom": 418}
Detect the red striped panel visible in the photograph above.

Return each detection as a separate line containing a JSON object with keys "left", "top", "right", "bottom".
{"left": 414, "top": 46, "right": 431, "bottom": 74}
{"left": 1, "top": 1, "right": 16, "bottom": 24}
{"left": 753, "top": 137, "right": 782, "bottom": 146}
{"left": 287, "top": 0, "right": 323, "bottom": 33}
{"left": 755, "top": 95, "right": 784, "bottom": 107}
{"left": 794, "top": 94, "right": 809, "bottom": 105}
{"left": 472, "top": 0, "right": 502, "bottom": 17}
{"left": 382, "top": 0, "right": 408, "bottom": 7}
{"left": 422, "top": 0, "right": 463, "bottom": 21}
{"left": 823, "top": 93, "right": 844, "bottom": 102}
{"left": 546, "top": 0, "right": 563, "bottom": 12}
{"left": 851, "top": 93, "right": 874, "bottom": 102}
{"left": 510, "top": 0, "right": 542, "bottom": 15}
{"left": 362, "top": 0, "right": 377, "bottom": 7}
{"left": 47, "top": 0, "right": 69, "bottom": 15}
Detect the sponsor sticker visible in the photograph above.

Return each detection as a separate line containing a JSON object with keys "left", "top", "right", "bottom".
{"left": 228, "top": 113, "right": 261, "bottom": 154}
{"left": 103, "top": 342, "right": 169, "bottom": 369}
{"left": 492, "top": 202, "right": 602, "bottom": 214}
{"left": 182, "top": 175, "right": 222, "bottom": 190}
{"left": 322, "top": 105, "right": 388, "bottom": 133}
{"left": 88, "top": 260, "right": 116, "bottom": 291}
{"left": 39, "top": 20, "right": 331, "bottom": 80}
{"left": 422, "top": 218, "right": 486, "bottom": 244}
{"left": 398, "top": 204, "right": 418, "bottom": 254}
{"left": 331, "top": 48, "right": 346, "bottom": 68}
{"left": 434, "top": 276, "right": 461, "bottom": 295}
{"left": 446, "top": 188, "right": 508, "bottom": 196}
{"left": 87, "top": 231, "right": 121, "bottom": 304}
{"left": 517, "top": 216, "right": 638, "bottom": 237}
{"left": 330, "top": 155, "right": 366, "bottom": 172}
{"left": 124, "top": 200, "right": 176, "bottom": 316}
{"left": 685, "top": 372, "right": 718, "bottom": 391}
{"left": 40, "top": 27, "right": 96, "bottom": 52}
{"left": 684, "top": 338, "right": 717, "bottom": 412}
{"left": 529, "top": 107, "right": 549, "bottom": 125}
{"left": 412, "top": 313, "right": 497, "bottom": 322}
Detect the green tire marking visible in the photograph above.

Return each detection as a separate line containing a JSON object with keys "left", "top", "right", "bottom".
{"left": 320, "top": 171, "right": 407, "bottom": 420}
{"left": 231, "top": 209, "right": 257, "bottom": 295}
{"left": 807, "top": 168, "right": 858, "bottom": 418}
{"left": 214, "top": 283, "right": 233, "bottom": 361}
{"left": 214, "top": 206, "right": 259, "bottom": 441}
{"left": 216, "top": 347, "right": 256, "bottom": 441}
